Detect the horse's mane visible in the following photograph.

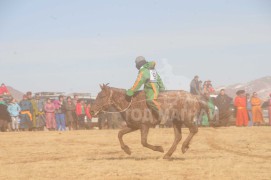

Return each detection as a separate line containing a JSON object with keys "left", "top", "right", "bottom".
{"left": 109, "top": 86, "right": 126, "bottom": 93}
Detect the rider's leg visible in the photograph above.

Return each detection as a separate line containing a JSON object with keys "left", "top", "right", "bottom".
{"left": 145, "top": 85, "right": 161, "bottom": 125}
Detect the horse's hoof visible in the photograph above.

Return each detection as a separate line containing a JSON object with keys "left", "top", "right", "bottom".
{"left": 163, "top": 154, "right": 171, "bottom": 159}
{"left": 122, "top": 145, "right": 132, "bottom": 155}
{"left": 155, "top": 146, "right": 164, "bottom": 153}
{"left": 182, "top": 144, "right": 189, "bottom": 154}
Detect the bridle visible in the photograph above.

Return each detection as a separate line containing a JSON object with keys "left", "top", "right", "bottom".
{"left": 94, "top": 89, "right": 133, "bottom": 115}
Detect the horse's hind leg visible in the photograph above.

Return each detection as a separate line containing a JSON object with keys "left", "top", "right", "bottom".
{"left": 163, "top": 120, "right": 182, "bottom": 159}
{"left": 140, "top": 124, "right": 164, "bottom": 153}
{"left": 182, "top": 118, "right": 198, "bottom": 154}
{"left": 118, "top": 127, "right": 138, "bottom": 155}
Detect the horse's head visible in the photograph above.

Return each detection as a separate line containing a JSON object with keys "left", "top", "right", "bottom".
{"left": 92, "top": 84, "right": 113, "bottom": 116}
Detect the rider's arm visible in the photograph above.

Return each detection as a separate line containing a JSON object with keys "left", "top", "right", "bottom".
{"left": 157, "top": 74, "right": 165, "bottom": 91}
{"left": 127, "top": 70, "right": 147, "bottom": 96}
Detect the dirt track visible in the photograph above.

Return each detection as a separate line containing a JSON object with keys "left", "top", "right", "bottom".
{"left": 0, "top": 127, "right": 271, "bottom": 180}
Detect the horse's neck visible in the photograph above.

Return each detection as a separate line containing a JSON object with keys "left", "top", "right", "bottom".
{"left": 111, "top": 90, "right": 129, "bottom": 110}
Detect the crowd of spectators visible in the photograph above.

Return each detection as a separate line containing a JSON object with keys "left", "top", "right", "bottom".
{"left": 190, "top": 76, "right": 271, "bottom": 127}
{"left": 0, "top": 85, "right": 93, "bottom": 131}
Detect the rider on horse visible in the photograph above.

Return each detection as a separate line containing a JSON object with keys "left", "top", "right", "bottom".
{"left": 126, "top": 56, "right": 165, "bottom": 125}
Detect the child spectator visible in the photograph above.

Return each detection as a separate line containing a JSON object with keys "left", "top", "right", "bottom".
{"left": 7, "top": 98, "right": 21, "bottom": 131}
{"left": 44, "top": 98, "right": 56, "bottom": 130}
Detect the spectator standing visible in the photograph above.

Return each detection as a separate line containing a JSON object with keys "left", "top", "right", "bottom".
{"left": 251, "top": 92, "right": 264, "bottom": 126}
{"left": 19, "top": 95, "right": 33, "bottom": 130}
{"left": 35, "top": 95, "right": 45, "bottom": 130}
{"left": 76, "top": 99, "right": 87, "bottom": 129}
{"left": 246, "top": 94, "right": 253, "bottom": 127}
{"left": 64, "top": 97, "right": 76, "bottom": 130}
{"left": 44, "top": 98, "right": 56, "bottom": 130}
{"left": 27, "top": 91, "right": 38, "bottom": 130}
{"left": 215, "top": 89, "right": 233, "bottom": 126}
{"left": 0, "top": 83, "right": 9, "bottom": 95}
{"left": 54, "top": 95, "right": 66, "bottom": 131}
{"left": 234, "top": 90, "right": 248, "bottom": 127}
{"left": 190, "top": 76, "right": 200, "bottom": 95}
{"left": 7, "top": 98, "right": 21, "bottom": 131}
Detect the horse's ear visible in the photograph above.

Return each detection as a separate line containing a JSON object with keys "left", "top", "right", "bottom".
{"left": 100, "top": 84, "right": 103, "bottom": 90}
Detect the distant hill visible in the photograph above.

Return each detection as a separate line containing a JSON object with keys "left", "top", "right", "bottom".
{"left": 216, "top": 76, "right": 271, "bottom": 100}
{"left": 7, "top": 86, "right": 24, "bottom": 101}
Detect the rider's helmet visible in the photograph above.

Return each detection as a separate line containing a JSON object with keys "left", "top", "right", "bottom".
{"left": 135, "top": 56, "right": 147, "bottom": 70}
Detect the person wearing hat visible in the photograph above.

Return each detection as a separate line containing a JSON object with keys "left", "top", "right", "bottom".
{"left": 126, "top": 56, "right": 165, "bottom": 125}
{"left": 251, "top": 92, "right": 264, "bottom": 126}
{"left": 234, "top": 90, "right": 248, "bottom": 127}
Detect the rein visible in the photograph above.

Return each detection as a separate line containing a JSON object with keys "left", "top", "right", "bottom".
{"left": 96, "top": 90, "right": 133, "bottom": 115}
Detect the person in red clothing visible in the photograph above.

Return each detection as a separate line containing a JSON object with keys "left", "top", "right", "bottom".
{"left": 234, "top": 90, "right": 248, "bottom": 127}
{"left": 76, "top": 99, "right": 88, "bottom": 129}
{"left": 0, "top": 83, "right": 9, "bottom": 95}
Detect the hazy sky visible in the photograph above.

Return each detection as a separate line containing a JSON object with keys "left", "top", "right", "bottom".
{"left": 0, "top": 0, "right": 271, "bottom": 96}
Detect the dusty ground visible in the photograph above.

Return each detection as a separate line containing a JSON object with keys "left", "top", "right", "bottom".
{"left": 0, "top": 127, "right": 271, "bottom": 180}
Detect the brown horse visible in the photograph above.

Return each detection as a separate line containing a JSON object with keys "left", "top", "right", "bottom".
{"left": 92, "top": 84, "right": 211, "bottom": 159}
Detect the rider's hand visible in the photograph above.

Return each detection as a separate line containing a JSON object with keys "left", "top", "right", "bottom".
{"left": 126, "top": 89, "right": 134, "bottom": 97}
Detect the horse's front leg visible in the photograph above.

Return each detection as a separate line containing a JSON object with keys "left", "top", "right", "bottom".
{"left": 118, "top": 127, "right": 138, "bottom": 155}
{"left": 140, "top": 124, "right": 164, "bottom": 153}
